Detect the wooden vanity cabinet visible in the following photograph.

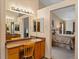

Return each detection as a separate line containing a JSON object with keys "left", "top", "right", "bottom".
{"left": 40, "top": 41, "right": 45, "bottom": 58}
{"left": 34, "top": 40, "right": 45, "bottom": 59}
{"left": 35, "top": 42, "right": 41, "bottom": 59}
{"left": 8, "top": 53, "right": 19, "bottom": 59}
{"left": 7, "top": 39, "right": 45, "bottom": 59}
{"left": 8, "top": 47, "right": 19, "bottom": 59}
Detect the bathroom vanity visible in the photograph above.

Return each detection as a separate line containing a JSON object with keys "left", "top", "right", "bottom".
{"left": 6, "top": 38, "right": 45, "bottom": 59}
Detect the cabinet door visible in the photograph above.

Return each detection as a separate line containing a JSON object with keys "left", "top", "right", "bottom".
{"left": 8, "top": 48, "right": 19, "bottom": 59}
{"left": 40, "top": 41, "right": 45, "bottom": 58}
{"left": 35, "top": 42, "right": 41, "bottom": 59}
{"left": 8, "top": 54, "right": 19, "bottom": 59}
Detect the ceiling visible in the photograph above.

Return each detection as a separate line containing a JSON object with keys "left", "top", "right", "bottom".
{"left": 6, "top": 0, "right": 75, "bottom": 21}
{"left": 6, "top": 0, "right": 65, "bottom": 10}
{"left": 6, "top": 0, "right": 33, "bottom": 10}
{"left": 6, "top": 0, "right": 38, "bottom": 18}
{"left": 40, "top": 0, "right": 64, "bottom": 6}
{"left": 52, "top": 6, "right": 75, "bottom": 21}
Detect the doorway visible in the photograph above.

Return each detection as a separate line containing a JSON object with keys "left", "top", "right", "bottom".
{"left": 50, "top": 5, "right": 75, "bottom": 59}
{"left": 23, "top": 17, "right": 29, "bottom": 37}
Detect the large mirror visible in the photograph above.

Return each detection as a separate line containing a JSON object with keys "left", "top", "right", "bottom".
{"left": 6, "top": 9, "right": 30, "bottom": 41}
{"left": 40, "top": 18, "right": 44, "bottom": 32}
{"left": 33, "top": 18, "right": 44, "bottom": 32}
{"left": 33, "top": 20, "right": 37, "bottom": 32}
{"left": 6, "top": 10, "right": 44, "bottom": 42}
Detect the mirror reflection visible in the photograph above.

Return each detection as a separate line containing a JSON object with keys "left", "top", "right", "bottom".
{"left": 6, "top": 10, "right": 30, "bottom": 41}
{"left": 33, "top": 20, "right": 36, "bottom": 32}
{"left": 6, "top": 10, "right": 44, "bottom": 41}
{"left": 33, "top": 18, "right": 44, "bottom": 32}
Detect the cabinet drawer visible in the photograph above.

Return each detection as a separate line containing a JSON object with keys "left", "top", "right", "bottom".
{"left": 8, "top": 48, "right": 19, "bottom": 54}
{"left": 8, "top": 53, "right": 19, "bottom": 59}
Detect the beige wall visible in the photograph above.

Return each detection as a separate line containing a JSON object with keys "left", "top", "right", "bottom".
{"left": 37, "top": 8, "right": 52, "bottom": 58}
{"left": 37, "top": 0, "right": 76, "bottom": 58}
{"left": 0, "top": 0, "right": 6, "bottom": 59}
{"left": 50, "top": 12, "right": 63, "bottom": 30}
{"left": 6, "top": 0, "right": 39, "bottom": 15}
{"left": 75, "top": 1, "right": 78, "bottom": 59}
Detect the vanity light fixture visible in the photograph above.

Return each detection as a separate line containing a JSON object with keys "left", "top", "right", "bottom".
{"left": 9, "top": 6, "right": 33, "bottom": 14}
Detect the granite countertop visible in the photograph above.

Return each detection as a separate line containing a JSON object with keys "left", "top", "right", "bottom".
{"left": 6, "top": 38, "right": 44, "bottom": 49}
{"left": 6, "top": 37, "right": 32, "bottom": 42}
